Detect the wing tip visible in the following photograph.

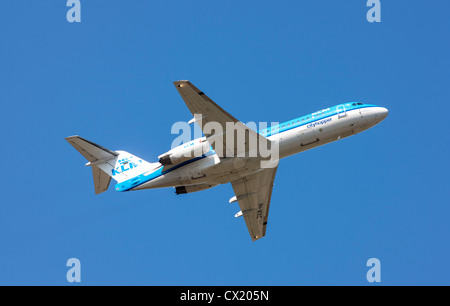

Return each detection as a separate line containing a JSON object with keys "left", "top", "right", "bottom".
{"left": 65, "top": 135, "right": 80, "bottom": 142}
{"left": 251, "top": 235, "right": 265, "bottom": 241}
{"left": 173, "top": 80, "right": 190, "bottom": 87}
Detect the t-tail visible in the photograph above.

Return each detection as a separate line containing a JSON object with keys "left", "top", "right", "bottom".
{"left": 65, "top": 136, "right": 159, "bottom": 194}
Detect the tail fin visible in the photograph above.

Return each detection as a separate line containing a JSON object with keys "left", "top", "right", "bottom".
{"left": 91, "top": 165, "right": 112, "bottom": 194}
{"left": 65, "top": 136, "right": 157, "bottom": 194}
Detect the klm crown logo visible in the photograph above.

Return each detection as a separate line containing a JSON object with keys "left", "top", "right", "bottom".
{"left": 112, "top": 156, "right": 143, "bottom": 176}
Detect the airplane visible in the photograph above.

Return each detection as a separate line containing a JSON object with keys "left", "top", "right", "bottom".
{"left": 66, "top": 80, "right": 388, "bottom": 241}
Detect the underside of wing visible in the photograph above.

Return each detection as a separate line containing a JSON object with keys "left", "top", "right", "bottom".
{"left": 173, "top": 80, "right": 269, "bottom": 159}
{"left": 231, "top": 167, "right": 278, "bottom": 241}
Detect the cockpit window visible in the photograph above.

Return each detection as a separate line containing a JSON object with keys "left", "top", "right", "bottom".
{"left": 352, "top": 103, "right": 357, "bottom": 106}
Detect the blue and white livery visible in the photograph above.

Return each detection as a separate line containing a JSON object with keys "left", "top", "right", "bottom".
{"left": 66, "top": 81, "right": 388, "bottom": 241}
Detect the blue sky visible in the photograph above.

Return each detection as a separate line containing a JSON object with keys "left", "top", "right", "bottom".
{"left": 0, "top": 0, "right": 449, "bottom": 285}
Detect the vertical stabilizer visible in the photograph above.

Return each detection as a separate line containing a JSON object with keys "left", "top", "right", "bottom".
{"left": 65, "top": 136, "right": 158, "bottom": 194}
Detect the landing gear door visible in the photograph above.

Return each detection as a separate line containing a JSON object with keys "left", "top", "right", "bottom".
{"left": 337, "top": 104, "right": 347, "bottom": 118}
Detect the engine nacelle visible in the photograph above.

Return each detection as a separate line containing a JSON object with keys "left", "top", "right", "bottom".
{"left": 175, "top": 184, "right": 217, "bottom": 195}
{"left": 158, "top": 139, "right": 210, "bottom": 166}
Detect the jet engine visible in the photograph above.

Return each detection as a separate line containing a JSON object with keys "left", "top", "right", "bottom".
{"left": 158, "top": 140, "right": 210, "bottom": 166}
{"left": 175, "top": 184, "right": 217, "bottom": 195}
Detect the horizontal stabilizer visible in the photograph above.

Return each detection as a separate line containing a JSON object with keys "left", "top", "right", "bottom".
{"left": 66, "top": 135, "right": 120, "bottom": 194}
{"left": 66, "top": 135, "right": 159, "bottom": 193}
{"left": 65, "top": 135, "right": 119, "bottom": 162}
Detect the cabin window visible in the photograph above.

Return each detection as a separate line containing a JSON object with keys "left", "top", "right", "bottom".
{"left": 357, "top": 102, "right": 364, "bottom": 105}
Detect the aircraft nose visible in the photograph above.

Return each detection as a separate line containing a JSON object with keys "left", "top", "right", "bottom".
{"left": 379, "top": 107, "right": 389, "bottom": 120}
{"left": 361, "top": 106, "right": 389, "bottom": 127}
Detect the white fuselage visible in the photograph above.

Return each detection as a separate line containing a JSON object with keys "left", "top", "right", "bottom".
{"left": 132, "top": 105, "right": 388, "bottom": 191}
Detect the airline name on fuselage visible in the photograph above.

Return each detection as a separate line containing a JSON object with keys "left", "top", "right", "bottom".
{"left": 307, "top": 117, "right": 332, "bottom": 129}
{"left": 112, "top": 157, "right": 143, "bottom": 176}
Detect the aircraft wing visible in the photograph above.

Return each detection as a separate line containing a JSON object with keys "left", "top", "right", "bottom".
{"left": 173, "top": 80, "right": 269, "bottom": 159}
{"left": 231, "top": 166, "right": 278, "bottom": 241}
